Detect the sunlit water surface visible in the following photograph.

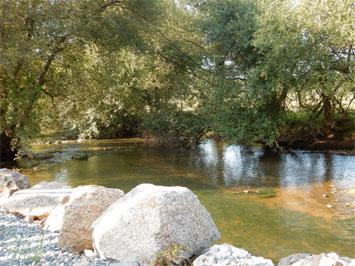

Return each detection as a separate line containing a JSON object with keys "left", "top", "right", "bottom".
{"left": 19, "top": 139, "right": 355, "bottom": 263}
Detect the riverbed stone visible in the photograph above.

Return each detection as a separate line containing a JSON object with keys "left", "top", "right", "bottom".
{"left": 57, "top": 185, "right": 124, "bottom": 252}
{"left": 193, "top": 244, "right": 274, "bottom": 266}
{"left": 1, "top": 181, "right": 73, "bottom": 220}
{"left": 92, "top": 183, "right": 221, "bottom": 265}
{"left": 0, "top": 168, "right": 30, "bottom": 203}
{"left": 32, "top": 181, "right": 72, "bottom": 190}
{"left": 278, "top": 254, "right": 313, "bottom": 266}
{"left": 279, "top": 252, "right": 355, "bottom": 266}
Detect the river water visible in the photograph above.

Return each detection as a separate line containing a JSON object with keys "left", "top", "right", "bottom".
{"left": 19, "top": 139, "right": 355, "bottom": 263}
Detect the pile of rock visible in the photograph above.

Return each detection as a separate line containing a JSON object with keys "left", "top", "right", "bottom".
{"left": 1, "top": 168, "right": 354, "bottom": 266}
{"left": 0, "top": 168, "right": 30, "bottom": 203}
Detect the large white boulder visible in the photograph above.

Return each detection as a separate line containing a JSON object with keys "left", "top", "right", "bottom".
{"left": 57, "top": 185, "right": 124, "bottom": 252}
{"left": 92, "top": 184, "right": 221, "bottom": 265}
{"left": 193, "top": 244, "right": 274, "bottom": 266}
{"left": 43, "top": 204, "right": 66, "bottom": 232}
{"left": 1, "top": 181, "right": 72, "bottom": 221}
{"left": 279, "top": 252, "right": 355, "bottom": 266}
{"left": 0, "top": 169, "right": 30, "bottom": 203}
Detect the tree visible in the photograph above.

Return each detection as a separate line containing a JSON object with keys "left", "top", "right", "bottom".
{"left": 254, "top": 0, "right": 354, "bottom": 146}
{"left": 0, "top": 0, "right": 162, "bottom": 161}
{"left": 46, "top": 0, "right": 205, "bottom": 144}
{"left": 192, "top": 0, "right": 354, "bottom": 149}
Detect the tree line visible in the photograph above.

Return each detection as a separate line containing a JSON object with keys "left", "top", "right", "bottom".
{"left": 1, "top": 0, "right": 354, "bottom": 162}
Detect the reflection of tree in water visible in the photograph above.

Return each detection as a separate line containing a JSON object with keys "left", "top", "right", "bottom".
{"left": 279, "top": 152, "right": 327, "bottom": 187}
{"left": 323, "top": 153, "right": 332, "bottom": 183}
{"left": 221, "top": 145, "right": 262, "bottom": 187}
{"left": 195, "top": 141, "right": 353, "bottom": 189}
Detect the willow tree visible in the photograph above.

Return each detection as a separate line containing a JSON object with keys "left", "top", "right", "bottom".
{"left": 254, "top": 0, "right": 354, "bottom": 147}
{"left": 45, "top": 0, "right": 206, "bottom": 145}
{"left": 0, "top": 0, "right": 162, "bottom": 161}
{"left": 192, "top": 0, "right": 354, "bottom": 149}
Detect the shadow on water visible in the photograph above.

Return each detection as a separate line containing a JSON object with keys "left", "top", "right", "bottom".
{"left": 19, "top": 139, "right": 355, "bottom": 263}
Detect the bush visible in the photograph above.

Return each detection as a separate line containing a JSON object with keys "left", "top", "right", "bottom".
{"left": 143, "top": 108, "right": 206, "bottom": 148}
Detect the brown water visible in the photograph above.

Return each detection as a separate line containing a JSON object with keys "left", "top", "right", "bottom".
{"left": 18, "top": 139, "right": 355, "bottom": 263}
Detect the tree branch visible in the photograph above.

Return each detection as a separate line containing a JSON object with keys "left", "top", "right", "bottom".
{"left": 100, "top": 0, "right": 122, "bottom": 10}
{"left": 38, "top": 36, "right": 66, "bottom": 87}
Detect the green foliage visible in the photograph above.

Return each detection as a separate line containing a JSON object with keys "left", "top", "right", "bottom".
{"left": 152, "top": 244, "right": 191, "bottom": 266}
{"left": 0, "top": 0, "right": 164, "bottom": 160}
{"left": 1, "top": 0, "right": 354, "bottom": 159}
{"left": 192, "top": 0, "right": 354, "bottom": 148}
{"left": 144, "top": 106, "right": 206, "bottom": 147}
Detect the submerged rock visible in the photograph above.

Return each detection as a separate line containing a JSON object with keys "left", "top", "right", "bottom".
{"left": 193, "top": 244, "right": 274, "bottom": 266}
{"left": 57, "top": 185, "right": 124, "bottom": 252}
{"left": 33, "top": 153, "right": 54, "bottom": 160}
{"left": 15, "top": 158, "right": 40, "bottom": 168}
{"left": 0, "top": 168, "right": 30, "bottom": 203}
{"left": 71, "top": 153, "right": 88, "bottom": 160}
{"left": 92, "top": 184, "right": 220, "bottom": 265}
{"left": 1, "top": 181, "right": 73, "bottom": 221}
{"left": 278, "top": 252, "right": 355, "bottom": 266}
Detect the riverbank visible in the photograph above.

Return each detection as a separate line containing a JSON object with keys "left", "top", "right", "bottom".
{"left": 0, "top": 211, "right": 114, "bottom": 266}
{"left": 285, "top": 139, "right": 355, "bottom": 154}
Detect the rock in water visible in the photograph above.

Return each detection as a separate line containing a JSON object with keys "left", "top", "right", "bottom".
{"left": 57, "top": 185, "right": 124, "bottom": 252}
{"left": 92, "top": 184, "right": 221, "bottom": 265}
{"left": 1, "top": 181, "right": 72, "bottom": 220}
{"left": 0, "top": 168, "right": 30, "bottom": 203}
{"left": 193, "top": 244, "right": 274, "bottom": 266}
{"left": 279, "top": 252, "right": 355, "bottom": 266}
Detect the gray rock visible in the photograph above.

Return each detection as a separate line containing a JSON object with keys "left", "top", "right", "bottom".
{"left": 278, "top": 254, "right": 314, "bottom": 266}
{"left": 1, "top": 181, "right": 73, "bottom": 220}
{"left": 32, "top": 181, "right": 72, "bottom": 190}
{"left": 0, "top": 168, "right": 30, "bottom": 203}
{"left": 279, "top": 252, "right": 355, "bottom": 266}
{"left": 92, "top": 184, "right": 220, "bottom": 266}
{"left": 57, "top": 185, "right": 124, "bottom": 252}
{"left": 108, "top": 262, "right": 140, "bottom": 266}
{"left": 193, "top": 243, "right": 274, "bottom": 266}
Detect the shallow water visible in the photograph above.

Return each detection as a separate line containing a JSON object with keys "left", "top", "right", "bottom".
{"left": 19, "top": 139, "right": 355, "bottom": 263}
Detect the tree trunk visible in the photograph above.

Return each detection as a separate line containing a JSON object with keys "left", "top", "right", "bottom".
{"left": 0, "top": 132, "right": 16, "bottom": 162}
{"left": 322, "top": 94, "right": 333, "bottom": 136}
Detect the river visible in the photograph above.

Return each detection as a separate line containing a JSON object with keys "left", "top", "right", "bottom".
{"left": 17, "top": 138, "right": 355, "bottom": 263}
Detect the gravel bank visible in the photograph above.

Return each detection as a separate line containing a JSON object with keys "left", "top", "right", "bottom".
{"left": 0, "top": 211, "right": 115, "bottom": 266}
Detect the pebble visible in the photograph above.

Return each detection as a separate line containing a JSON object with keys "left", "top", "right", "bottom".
{"left": 0, "top": 211, "right": 116, "bottom": 265}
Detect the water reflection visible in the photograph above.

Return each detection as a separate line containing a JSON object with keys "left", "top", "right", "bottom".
{"left": 222, "top": 146, "right": 265, "bottom": 186}
{"left": 194, "top": 140, "right": 354, "bottom": 189}
{"left": 279, "top": 153, "right": 326, "bottom": 187}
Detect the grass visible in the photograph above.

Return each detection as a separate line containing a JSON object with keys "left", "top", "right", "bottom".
{"left": 1, "top": 230, "right": 45, "bottom": 264}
